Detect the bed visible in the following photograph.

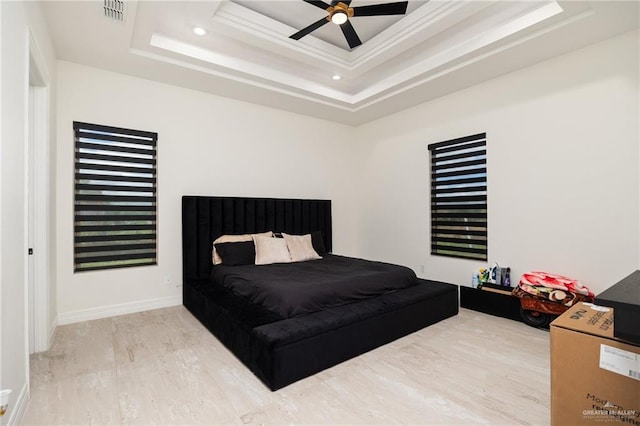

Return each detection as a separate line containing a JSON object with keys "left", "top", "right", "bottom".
{"left": 182, "top": 196, "right": 459, "bottom": 390}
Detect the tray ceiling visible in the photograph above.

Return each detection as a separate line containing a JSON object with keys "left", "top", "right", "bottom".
{"left": 43, "top": 1, "right": 639, "bottom": 125}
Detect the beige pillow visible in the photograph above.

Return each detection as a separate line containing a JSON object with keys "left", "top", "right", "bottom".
{"left": 212, "top": 231, "right": 272, "bottom": 265}
{"left": 282, "top": 233, "right": 321, "bottom": 262}
{"left": 254, "top": 235, "right": 292, "bottom": 265}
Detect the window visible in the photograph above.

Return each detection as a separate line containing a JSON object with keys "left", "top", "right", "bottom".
{"left": 74, "top": 121, "right": 157, "bottom": 272}
{"left": 429, "top": 133, "right": 487, "bottom": 260}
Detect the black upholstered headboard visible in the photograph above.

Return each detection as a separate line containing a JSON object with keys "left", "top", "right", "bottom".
{"left": 182, "top": 196, "right": 332, "bottom": 282}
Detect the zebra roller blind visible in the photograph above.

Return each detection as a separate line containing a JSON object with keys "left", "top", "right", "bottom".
{"left": 429, "top": 133, "right": 487, "bottom": 260}
{"left": 73, "top": 121, "right": 157, "bottom": 272}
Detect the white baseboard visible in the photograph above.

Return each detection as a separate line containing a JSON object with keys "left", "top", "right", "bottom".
{"left": 57, "top": 295, "right": 182, "bottom": 325}
{"left": 6, "top": 381, "right": 28, "bottom": 426}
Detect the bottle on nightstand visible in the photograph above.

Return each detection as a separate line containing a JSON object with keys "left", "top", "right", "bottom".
{"left": 472, "top": 273, "right": 479, "bottom": 288}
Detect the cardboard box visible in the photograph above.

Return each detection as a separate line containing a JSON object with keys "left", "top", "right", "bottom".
{"left": 550, "top": 302, "right": 640, "bottom": 426}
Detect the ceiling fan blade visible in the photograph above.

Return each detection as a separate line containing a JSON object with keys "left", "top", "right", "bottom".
{"left": 331, "top": 0, "right": 352, "bottom": 5}
{"left": 303, "top": 0, "right": 332, "bottom": 10}
{"left": 290, "top": 17, "right": 330, "bottom": 40}
{"left": 340, "top": 20, "right": 362, "bottom": 49}
{"left": 352, "top": 1, "right": 408, "bottom": 16}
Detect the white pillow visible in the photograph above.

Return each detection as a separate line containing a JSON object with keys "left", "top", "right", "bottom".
{"left": 254, "top": 235, "right": 292, "bottom": 265}
{"left": 212, "top": 231, "right": 273, "bottom": 265}
{"left": 282, "top": 233, "right": 322, "bottom": 262}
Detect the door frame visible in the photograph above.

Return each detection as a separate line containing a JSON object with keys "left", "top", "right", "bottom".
{"left": 26, "top": 30, "right": 51, "bottom": 354}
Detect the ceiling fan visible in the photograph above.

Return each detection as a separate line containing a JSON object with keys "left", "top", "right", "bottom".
{"left": 290, "top": 0, "right": 409, "bottom": 49}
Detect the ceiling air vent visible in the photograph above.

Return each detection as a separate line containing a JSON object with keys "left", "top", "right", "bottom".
{"left": 103, "top": 0, "right": 126, "bottom": 22}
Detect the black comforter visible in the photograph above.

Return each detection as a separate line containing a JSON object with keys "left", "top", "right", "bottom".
{"left": 211, "top": 255, "right": 418, "bottom": 318}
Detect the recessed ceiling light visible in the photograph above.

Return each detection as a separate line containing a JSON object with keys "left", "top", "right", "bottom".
{"left": 332, "top": 75, "right": 341, "bottom": 81}
{"left": 193, "top": 27, "right": 207, "bottom": 36}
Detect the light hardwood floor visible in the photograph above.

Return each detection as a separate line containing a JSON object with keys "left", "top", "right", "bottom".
{"left": 23, "top": 307, "right": 550, "bottom": 425}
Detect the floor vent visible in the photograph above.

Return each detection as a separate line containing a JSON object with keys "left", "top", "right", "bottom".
{"left": 103, "top": 0, "right": 126, "bottom": 22}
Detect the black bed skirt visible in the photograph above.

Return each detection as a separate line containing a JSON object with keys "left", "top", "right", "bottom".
{"left": 184, "top": 278, "right": 458, "bottom": 390}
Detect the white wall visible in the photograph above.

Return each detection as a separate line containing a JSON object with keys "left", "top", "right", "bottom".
{"left": 0, "top": 1, "right": 56, "bottom": 424}
{"left": 355, "top": 30, "right": 640, "bottom": 295}
{"left": 55, "top": 29, "right": 639, "bottom": 320}
{"left": 55, "top": 61, "right": 358, "bottom": 321}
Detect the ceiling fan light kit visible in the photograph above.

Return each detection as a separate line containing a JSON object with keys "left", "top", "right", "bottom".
{"left": 290, "top": 0, "right": 409, "bottom": 49}
{"left": 327, "top": 2, "right": 353, "bottom": 25}
{"left": 331, "top": 11, "right": 348, "bottom": 25}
